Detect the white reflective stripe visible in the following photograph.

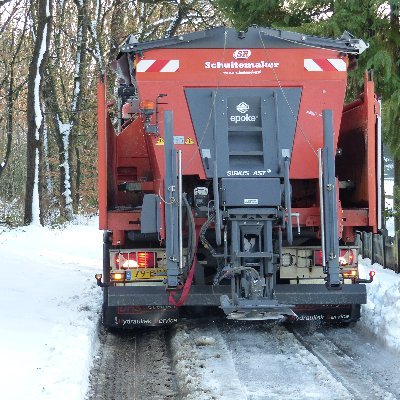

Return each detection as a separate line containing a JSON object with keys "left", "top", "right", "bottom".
{"left": 136, "top": 60, "right": 156, "bottom": 72}
{"left": 304, "top": 59, "right": 323, "bottom": 71}
{"left": 328, "top": 58, "right": 347, "bottom": 71}
{"left": 160, "top": 60, "right": 179, "bottom": 72}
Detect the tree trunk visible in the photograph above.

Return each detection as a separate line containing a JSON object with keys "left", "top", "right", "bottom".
{"left": 24, "top": 0, "right": 52, "bottom": 225}
{"left": 0, "top": 68, "right": 14, "bottom": 180}
{"left": 43, "top": 69, "right": 69, "bottom": 219}
{"left": 0, "top": 13, "right": 28, "bottom": 180}
{"left": 109, "top": 0, "right": 124, "bottom": 63}
{"left": 70, "top": 0, "right": 89, "bottom": 213}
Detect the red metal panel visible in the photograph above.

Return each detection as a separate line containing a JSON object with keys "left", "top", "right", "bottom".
{"left": 339, "top": 72, "right": 378, "bottom": 233}
{"left": 102, "top": 43, "right": 375, "bottom": 240}
{"left": 342, "top": 209, "right": 369, "bottom": 226}
{"left": 97, "top": 77, "right": 108, "bottom": 229}
{"left": 365, "top": 74, "right": 377, "bottom": 232}
{"left": 107, "top": 211, "right": 141, "bottom": 231}
{"left": 134, "top": 48, "right": 348, "bottom": 181}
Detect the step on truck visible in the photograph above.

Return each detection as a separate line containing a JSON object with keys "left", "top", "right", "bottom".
{"left": 95, "top": 26, "right": 379, "bottom": 328}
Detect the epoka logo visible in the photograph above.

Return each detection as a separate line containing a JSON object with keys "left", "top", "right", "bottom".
{"left": 230, "top": 102, "right": 258, "bottom": 124}
{"left": 236, "top": 102, "right": 249, "bottom": 113}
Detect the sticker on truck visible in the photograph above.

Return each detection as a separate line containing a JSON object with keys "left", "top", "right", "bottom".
{"left": 244, "top": 199, "right": 259, "bottom": 205}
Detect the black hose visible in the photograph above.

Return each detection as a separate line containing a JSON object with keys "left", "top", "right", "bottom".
{"left": 183, "top": 194, "right": 196, "bottom": 268}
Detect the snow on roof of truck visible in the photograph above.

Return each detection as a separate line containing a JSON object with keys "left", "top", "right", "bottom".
{"left": 119, "top": 26, "right": 368, "bottom": 56}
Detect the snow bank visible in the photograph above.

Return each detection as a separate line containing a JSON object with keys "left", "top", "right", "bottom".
{"left": 0, "top": 218, "right": 102, "bottom": 400}
{"left": 359, "top": 258, "right": 400, "bottom": 352}
{"left": 385, "top": 179, "right": 394, "bottom": 236}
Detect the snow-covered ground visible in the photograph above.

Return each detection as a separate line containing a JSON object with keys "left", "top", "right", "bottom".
{"left": 0, "top": 217, "right": 102, "bottom": 400}
{"left": 172, "top": 321, "right": 355, "bottom": 400}
{"left": 359, "top": 257, "right": 400, "bottom": 352}
{"left": 0, "top": 217, "right": 399, "bottom": 399}
{"left": 385, "top": 178, "right": 394, "bottom": 236}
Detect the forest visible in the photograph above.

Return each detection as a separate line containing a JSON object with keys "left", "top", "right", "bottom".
{"left": 0, "top": 0, "right": 398, "bottom": 227}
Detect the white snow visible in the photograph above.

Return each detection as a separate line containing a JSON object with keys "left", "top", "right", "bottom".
{"left": 89, "top": 0, "right": 104, "bottom": 73}
{"left": 45, "top": 0, "right": 50, "bottom": 17}
{"left": 172, "top": 324, "right": 248, "bottom": 399}
{"left": 32, "top": 148, "right": 40, "bottom": 225}
{"left": 359, "top": 257, "right": 400, "bottom": 352}
{"left": 0, "top": 217, "right": 102, "bottom": 400}
{"left": 56, "top": 116, "right": 73, "bottom": 214}
{"left": 42, "top": 107, "right": 53, "bottom": 194}
{"left": 172, "top": 321, "right": 351, "bottom": 399}
{"left": 34, "top": 20, "right": 48, "bottom": 137}
{"left": 72, "top": 21, "right": 82, "bottom": 111}
{"left": 385, "top": 178, "right": 394, "bottom": 236}
{"left": 1, "top": 217, "right": 399, "bottom": 399}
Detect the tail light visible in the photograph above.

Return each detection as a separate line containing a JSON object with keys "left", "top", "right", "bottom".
{"left": 137, "top": 252, "right": 155, "bottom": 268}
{"left": 314, "top": 250, "right": 323, "bottom": 266}
{"left": 111, "top": 272, "right": 125, "bottom": 281}
{"left": 314, "top": 249, "right": 356, "bottom": 266}
{"left": 339, "top": 249, "right": 355, "bottom": 266}
{"left": 115, "top": 252, "right": 138, "bottom": 269}
{"left": 342, "top": 270, "right": 358, "bottom": 279}
{"left": 114, "top": 252, "right": 156, "bottom": 269}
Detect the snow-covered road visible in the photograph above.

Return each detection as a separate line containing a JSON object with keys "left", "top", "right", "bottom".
{"left": 0, "top": 218, "right": 102, "bottom": 400}
{"left": 1, "top": 218, "right": 399, "bottom": 399}
{"left": 170, "top": 319, "right": 399, "bottom": 400}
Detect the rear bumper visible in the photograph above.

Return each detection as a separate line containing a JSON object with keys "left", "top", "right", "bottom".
{"left": 107, "top": 283, "right": 367, "bottom": 307}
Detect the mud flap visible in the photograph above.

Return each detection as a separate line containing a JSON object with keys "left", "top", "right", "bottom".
{"left": 103, "top": 305, "right": 179, "bottom": 328}
{"left": 291, "top": 304, "right": 361, "bottom": 323}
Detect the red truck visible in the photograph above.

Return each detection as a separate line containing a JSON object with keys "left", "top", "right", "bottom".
{"left": 95, "top": 26, "right": 378, "bottom": 327}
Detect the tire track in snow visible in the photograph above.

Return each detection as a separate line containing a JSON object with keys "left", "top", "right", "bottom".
{"left": 288, "top": 324, "right": 398, "bottom": 400}
{"left": 171, "top": 320, "right": 247, "bottom": 400}
{"left": 216, "top": 320, "right": 352, "bottom": 399}
{"left": 172, "top": 319, "right": 353, "bottom": 399}
{"left": 88, "top": 326, "right": 178, "bottom": 400}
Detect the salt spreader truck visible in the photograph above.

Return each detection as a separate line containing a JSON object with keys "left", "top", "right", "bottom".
{"left": 95, "top": 26, "right": 379, "bottom": 328}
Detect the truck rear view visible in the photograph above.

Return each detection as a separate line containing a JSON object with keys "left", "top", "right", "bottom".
{"left": 95, "top": 27, "right": 379, "bottom": 327}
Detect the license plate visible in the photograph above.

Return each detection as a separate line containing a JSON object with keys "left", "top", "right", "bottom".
{"left": 130, "top": 268, "right": 166, "bottom": 281}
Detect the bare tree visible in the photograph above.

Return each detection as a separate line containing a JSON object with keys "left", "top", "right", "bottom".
{"left": 24, "top": 0, "right": 52, "bottom": 225}
{"left": 44, "top": 0, "right": 90, "bottom": 220}
{"left": 0, "top": 2, "right": 28, "bottom": 180}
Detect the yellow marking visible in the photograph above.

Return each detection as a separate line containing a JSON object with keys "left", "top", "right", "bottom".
{"left": 185, "top": 137, "right": 195, "bottom": 145}
{"left": 156, "top": 137, "right": 165, "bottom": 145}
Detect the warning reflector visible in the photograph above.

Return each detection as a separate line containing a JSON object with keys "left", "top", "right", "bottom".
{"left": 304, "top": 59, "right": 347, "bottom": 72}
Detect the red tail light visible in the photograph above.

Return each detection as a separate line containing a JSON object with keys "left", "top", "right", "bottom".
{"left": 339, "top": 249, "right": 355, "bottom": 266}
{"left": 137, "top": 252, "right": 155, "bottom": 268}
{"left": 314, "top": 250, "right": 323, "bottom": 266}
{"left": 314, "top": 249, "right": 356, "bottom": 266}
{"left": 115, "top": 252, "right": 138, "bottom": 269}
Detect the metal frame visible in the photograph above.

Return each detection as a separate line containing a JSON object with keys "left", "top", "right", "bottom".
{"left": 119, "top": 26, "right": 367, "bottom": 55}
{"left": 107, "top": 284, "right": 367, "bottom": 306}
{"left": 164, "top": 111, "right": 180, "bottom": 287}
{"left": 322, "top": 110, "right": 340, "bottom": 288}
